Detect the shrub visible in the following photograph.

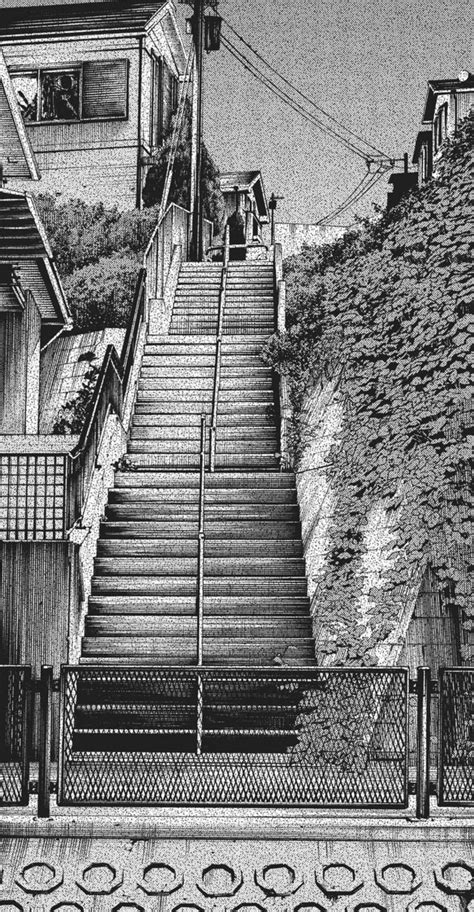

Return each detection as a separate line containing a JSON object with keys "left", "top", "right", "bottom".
{"left": 53, "top": 365, "right": 100, "bottom": 435}
{"left": 63, "top": 252, "right": 140, "bottom": 331}
{"left": 265, "top": 112, "right": 473, "bottom": 663}
{"left": 35, "top": 194, "right": 160, "bottom": 275}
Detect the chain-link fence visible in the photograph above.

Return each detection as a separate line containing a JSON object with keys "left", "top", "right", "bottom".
{"left": 0, "top": 666, "right": 30, "bottom": 805}
{"left": 58, "top": 665, "right": 409, "bottom": 808}
{"left": 438, "top": 668, "right": 474, "bottom": 806}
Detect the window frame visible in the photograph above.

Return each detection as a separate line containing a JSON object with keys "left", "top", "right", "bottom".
{"left": 11, "top": 61, "right": 129, "bottom": 125}
{"left": 434, "top": 102, "right": 448, "bottom": 152}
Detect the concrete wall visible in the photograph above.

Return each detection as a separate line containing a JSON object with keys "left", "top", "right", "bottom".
{"left": 275, "top": 222, "right": 346, "bottom": 259}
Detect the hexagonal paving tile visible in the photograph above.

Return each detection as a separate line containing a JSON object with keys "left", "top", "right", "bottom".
{"left": 15, "top": 863, "right": 64, "bottom": 895}
{"left": 255, "top": 864, "right": 303, "bottom": 897}
{"left": 434, "top": 862, "right": 474, "bottom": 896}
{"left": 139, "top": 863, "right": 184, "bottom": 896}
{"left": 407, "top": 902, "right": 449, "bottom": 912}
{"left": 112, "top": 904, "right": 145, "bottom": 912}
{"left": 50, "top": 905, "right": 85, "bottom": 912}
{"left": 315, "top": 864, "right": 363, "bottom": 898}
{"left": 0, "top": 903, "right": 24, "bottom": 912}
{"left": 294, "top": 903, "right": 327, "bottom": 912}
{"left": 375, "top": 863, "right": 422, "bottom": 894}
{"left": 77, "top": 863, "right": 123, "bottom": 895}
{"left": 199, "top": 864, "right": 243, "bottom": 898}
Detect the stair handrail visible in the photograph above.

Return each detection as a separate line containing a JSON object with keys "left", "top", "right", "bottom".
{"left": 274, "top": 243, "right": 291, "bottom": 469}
{"left": 209, "top": 225, "right": 230, "bottom": 471}
{"left": 196, "top": 414, "right": 207, "bottom": 753}
{"left": 197, "top": 413, "right": 207, "bottom": 666}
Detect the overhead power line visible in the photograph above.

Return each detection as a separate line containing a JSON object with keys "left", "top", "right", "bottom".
{"left": 222, "top": 17, "right": 392, "bottom": 162}
{"left": 221, "top": 35, "right": 374, "bottom": 162}
{"left": 316, "top": 165, "right": 390, "bottom": 225}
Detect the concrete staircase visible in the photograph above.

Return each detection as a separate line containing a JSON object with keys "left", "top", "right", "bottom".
{"left": 80, "top": 259, "right": 315, "bottom": 669}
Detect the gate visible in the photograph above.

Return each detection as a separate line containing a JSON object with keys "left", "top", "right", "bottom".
{"left": 57, "top": 665, "right": 409, "bottom": 808}
{"left": 0, "top": 665, "right": 30, "bottom": 806}
{"left": 438, "top": 667, "right": 474, "bottom": 806}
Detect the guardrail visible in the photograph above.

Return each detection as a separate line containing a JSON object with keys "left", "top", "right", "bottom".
{"left": 0, "top": 665, "right": 31, "bottom": 807}
{"left": 2, "top": 664, "right": 473, "bottom": 816}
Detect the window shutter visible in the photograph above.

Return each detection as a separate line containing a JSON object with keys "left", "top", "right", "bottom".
{"left": 82, "top": 60, "right": 129, "bottom": 119}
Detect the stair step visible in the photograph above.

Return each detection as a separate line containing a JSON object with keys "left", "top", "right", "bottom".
{"left": 97, "top": 539, "right": 303, "bottom": 557}
{"left": 104, "top": 504, "right": 299, "bottom": 521}
{"left": 100, "top": 520, "right": 301, "bottom": 540}
{"left": 93, "top": 557, "right": 306, "bottom": 577}
{"left": 91, "top": 577, "right": 308, "bottom": 596}
{"left": 88, "top": 595, "right": 310, "bottom": 616}
{"left": 113, "top": 471, "right": 296, "bottom": 488}
{"left": 81, "top": 636, "right": 315, "bottom": 660}
{"left": 110, "top": 488, "right": 296, "bottom": 504}
{"left": 85, "top": 617, "right": 312, "bottom": 638}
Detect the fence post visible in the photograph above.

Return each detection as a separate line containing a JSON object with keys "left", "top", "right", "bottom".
{"left": 416, "top": 666, "right": 431, "bottom": 819}
{"left": 38, "top": 665, "right": 53, "bottom": 818}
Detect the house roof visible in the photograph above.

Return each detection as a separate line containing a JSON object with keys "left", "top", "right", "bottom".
{"left": 0, "top": 1, "right": 169, "bottom": 43}
{"left": 422, "top": 73, "right": 474, "bottom": 123}
{"left": 0, "top": 49, "right": 40, "bottom": 181}
{"left": 0, "top": 189, "right": 70, "bottom": 326}
{"left": 220, "top": 170, "right": 269, "bottom": 221}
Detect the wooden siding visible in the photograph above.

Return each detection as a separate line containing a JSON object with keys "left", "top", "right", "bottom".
{"left": 0, "top": 83, "right": 32, "bottom": 180}
{"left": 399, "top": 567, "right": 460, "bottom": 675}
{"left": 0, "top": 311, "right": 25, "bottom": 433}
{"left": 0, "top": 541, "right": 80, "bottom": 675}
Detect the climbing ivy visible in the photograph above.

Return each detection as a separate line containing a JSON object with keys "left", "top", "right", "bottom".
{"left": 266, "top": 113, "right": 473, "bottom": 665}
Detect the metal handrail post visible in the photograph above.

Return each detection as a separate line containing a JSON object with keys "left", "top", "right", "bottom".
{"left": 209, "top": 258, "right": 227, "bottom": 472}
{"left": 196, "top": 415, "right": 206, "bottom": 753}
{"left": 223, "top": 224, "right": 230, "bottom": 267}
{"left": 416, "top": 666, "right": 431, "bottom": 819}
{"left": 38, "top": 665, "right": 53, "bottom": 818}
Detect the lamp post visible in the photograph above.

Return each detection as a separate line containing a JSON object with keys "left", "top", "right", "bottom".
{"left": 187, "top": 1, "right": 222, "bottom": 261}
{"left": 268, "top": 193, "right": 284, "bottom": 247}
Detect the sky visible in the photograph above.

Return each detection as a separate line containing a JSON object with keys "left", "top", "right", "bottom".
{"left": 3, "top": 0, "right": 473, "bottom": 223}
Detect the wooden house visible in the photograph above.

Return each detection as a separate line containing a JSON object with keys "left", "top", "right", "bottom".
{"left": 0, "top": 188, "right": 71, "bottom": 434}
{"left": 0, "top": 0, "right": 187, "bottom": 208}
{"left": 220, "top": 170, "right": 269, "bottom": 247}
{"left": 413, "top": 71, "right": 474, "bottom": 184}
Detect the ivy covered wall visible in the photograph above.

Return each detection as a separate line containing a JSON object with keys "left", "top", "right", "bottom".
{"left": 267, "top": 113, "right": 473, "bottom": 666}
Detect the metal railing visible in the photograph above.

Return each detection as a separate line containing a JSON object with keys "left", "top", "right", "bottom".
{"left": 209, "top": 226, "right": 229, "bottom": 472}
{"left": 0, "top": 665, "right": 30, "bottom": 806}
{"left": 1, "top": 664, "right": 472, "bottom": 815}
{"left": 438, "top": 667, "right": 474, "bottom": 806}
{"left": 0, "top": 454, "right": 68, "bottom": 540}
{"left": 56, "top": 665, "right": 410, "bottom": 809}
{"left": 67, "top": 344, "right": 123, "bottom": 529}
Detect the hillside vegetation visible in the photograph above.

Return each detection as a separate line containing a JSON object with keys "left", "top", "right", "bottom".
{"left": 266, "top": 113, "right": 473, "bottom": 664}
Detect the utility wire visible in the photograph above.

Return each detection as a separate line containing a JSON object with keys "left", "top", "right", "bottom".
{"left": 223, "top": 17, "right": 391, "bottom": 161}
{"left": 317, "top": 165, "right": 390, "bottom": 225}
{"left": 221, "top": 35, "right": 372, "bottom": 162}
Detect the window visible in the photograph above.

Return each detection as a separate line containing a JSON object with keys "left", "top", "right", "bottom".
{"left": 434, "top": 103, "right": 448, "bottom": 151}
{"left": 12, "top": 60, "right": 129, "bottom": 123}
{"left": 149, "top": 54, "right": 178, "bottom": 148}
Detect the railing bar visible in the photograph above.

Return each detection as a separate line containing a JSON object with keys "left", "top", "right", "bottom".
{"left": 38, "top": 665, "right": 53, "bottom": 818}
{"left": 416, "top": 666, "right": 431, "bottom": 819}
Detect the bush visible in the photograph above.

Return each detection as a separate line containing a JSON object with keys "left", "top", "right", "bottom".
{"left": 63, "top": 252, "right": 140, "bottom": 331}
{"left": 265, "top": 113, "right": 473, "bottom": 663}
{"left": 53, "top": 365, "right": 100, "bottom": 435}
{"left": 35, "top": 194, "right": 160, "bottom": 275}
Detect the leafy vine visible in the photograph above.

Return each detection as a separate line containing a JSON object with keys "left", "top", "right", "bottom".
{"left": 265, "top": 112, "right": 473, "bottom": 664}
